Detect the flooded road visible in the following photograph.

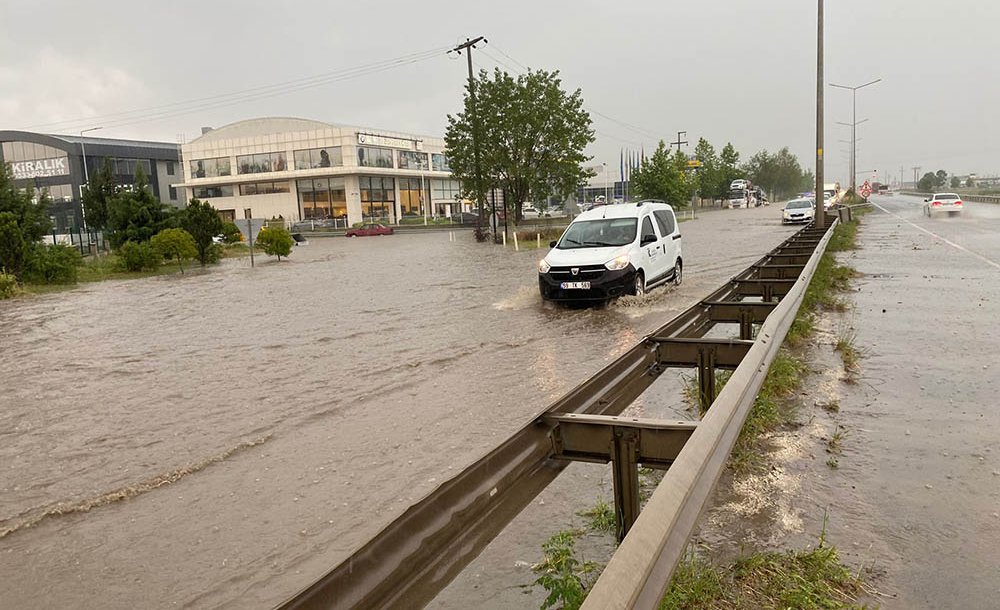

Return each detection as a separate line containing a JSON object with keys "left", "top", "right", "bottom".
{"left": 0, "top": 204, "right": 797, "bottom": 609}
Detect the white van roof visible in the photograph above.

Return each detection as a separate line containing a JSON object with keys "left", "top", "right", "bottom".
{"left": 575, "top": 201, "right": 672, "bottom": 222}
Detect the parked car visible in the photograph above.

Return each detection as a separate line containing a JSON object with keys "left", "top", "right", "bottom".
{"left": 537, "top": 200, "right": 682, "bottom": 302}
{"left": 782, "top": 198, "right": 816, "bottom": 224}
{"left": 522, "top": 203, "right": 540, "bottom": 219}
{"left": 923, "top": 193, "right": 963, "bottom": 216}
{"left": 450, "top": 211, "right": 480, "bottom": 224}
{"left": 345, "top": 223, "right": 394, "bottom": 237}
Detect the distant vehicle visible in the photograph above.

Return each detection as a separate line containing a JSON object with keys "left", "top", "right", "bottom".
{"left": 451, "top": 211, "right": 480, "bottom": 224}
{"left": 730, "top": 179, "right": 750, "bottom": 191}
{"left": 345, "top": 223, "right": 394, "bottom": 237}
{"left": 923, "top": 193, "right": 963, "bottom": 216}
{"left": 823, "top": 182, "right": 841, "bottom": 205}
{"left": 727, "top": 188, "right": 754, "bottom": 208}
{"left": 782, "top": 198, "right": 816, "bottom": 224}
{"left": 537, "top": 200, "right": 682, "bottom": 302}
{"left": 522, "top": 203, "right": 540, "bottom": 219}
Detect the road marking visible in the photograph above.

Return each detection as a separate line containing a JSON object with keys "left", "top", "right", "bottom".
{"left": 871, "top": 201, "right": 1000, "bottom": 271}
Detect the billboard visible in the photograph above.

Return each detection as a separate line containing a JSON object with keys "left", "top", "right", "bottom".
{"left": 8, "top": 156, "right": 70, "bottom": 180}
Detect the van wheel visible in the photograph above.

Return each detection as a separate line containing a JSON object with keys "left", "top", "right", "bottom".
{"left": 632, "top": 271, "right": 645, "bottom": 297}
{"left": 672, "top": 260, "right": 683, "bottom": 286}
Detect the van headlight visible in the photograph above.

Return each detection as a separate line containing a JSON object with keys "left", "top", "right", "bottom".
{"left": 538, "top": 259, "right": 551, "bottom": 274}
{"left": 605, "top": 254, "right": 630, "bottom": 271}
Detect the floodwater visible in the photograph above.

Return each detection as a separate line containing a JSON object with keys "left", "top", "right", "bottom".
{"left": 0, "top": 205, "right": 797, "bottom": 609}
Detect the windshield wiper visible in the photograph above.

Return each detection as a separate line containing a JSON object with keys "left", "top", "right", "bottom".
{"left": 583, "top": 240, "right": 619, "bottom": 247}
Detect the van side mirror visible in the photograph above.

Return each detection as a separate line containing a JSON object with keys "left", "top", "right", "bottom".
{"left": 549, "top": 240, "right": 557, "bottom": 248}
{"left": 641, "top": 234, "right": 657, "bottom": 246}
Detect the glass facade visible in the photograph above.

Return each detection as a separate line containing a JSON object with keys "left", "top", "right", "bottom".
{"left": 294, "top": 147, "right": 342, "bottom": 170}
{"left": 239, "top": 181, "right": 290, "bottom": 196}
{"left": 2, "top": 140, "right": 70, "bottom": 180}
{"left": 44, "top": 184, "right": 74, "bottom": 202}
{"left": 190, "top": 157, "right": 231, "bottom": 178}
{"left": 431, "top": 153, "right": 451, "bottom": 172}
{"left": 237, "top": 152, "right": 288, "bottom": 174}
{"left": 112, "top": 158, "right": 152, "bottom": 177}
{"left": 297, "top": 177, "right": 347, "bottom": 220}
{"left": 398, "top": 177, "right": 430, "bottom": 217}
{"left": 357, "top": 146, "right": 394, "bottom": 168}
{"left": 359, "top": 176, "right": 395, "bottom": 222}
{"left": 398, "top": 150, "right": 428, "bottom": 170}
{"left": 1, "top": 141, "right": 67, "bottom": 162}
{"left": 193, "top": 185, "right": 234, "bottom": 198}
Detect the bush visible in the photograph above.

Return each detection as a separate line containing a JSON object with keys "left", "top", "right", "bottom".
{"left": 220, "top": 222, "right": 242, "bottom": 244}
{"left": 256, "top": 227, "right": 294, "bottom": 260}
{"left": 151, "top": 228, "right": 198, "bottom": 274}
{"left": 0, "top": 268, "right": 19, "bottom": 299}
{"left": 24, "top": 244, "right": 82, "bottom": 284}
{"left": 117, "top": 240, "right": 162, "bottom": 272}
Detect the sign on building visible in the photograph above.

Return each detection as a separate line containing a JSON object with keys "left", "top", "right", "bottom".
{"left": 357, "top": 133, "right": 419, "bottom": 150}
{"left": 8, "top": 157, "right": 70, "bottom": 180}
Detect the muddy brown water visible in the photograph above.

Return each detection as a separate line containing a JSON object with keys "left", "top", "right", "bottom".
{"left": 0, "top": 205, "right": 797, "bottom": 609}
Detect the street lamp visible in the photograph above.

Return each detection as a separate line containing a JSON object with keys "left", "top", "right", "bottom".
{"left": 829, "top": 79, "right": 880, "bottom": 193}
{"left": 79, "top": 126, "right": 103, "bottom": 253}
{"left": 602, "top": 162, "right": 608, "bottom": 204}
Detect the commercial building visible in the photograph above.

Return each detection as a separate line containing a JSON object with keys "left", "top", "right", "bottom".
{"left": 177, "top": 117, "right": 464, "bottom": 227}
{"left": 0, "top": 130, "right": 183, "bottom": 234}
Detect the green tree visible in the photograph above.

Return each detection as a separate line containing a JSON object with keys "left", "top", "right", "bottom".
{"left": 220, "top": 221, "right": 242, "bottom": 244}
{"left": 445, "top": 68, "right": 594, "bottom": 225}
{"left": 935, "top": 170, "right": 948, "bottom": 188}
{"left": 630, "top": 141, "right": 695, "bottom": 207}
{"left": 180, "top": 198, "right": 224, "bottom": 266}
{"left": 81, "top": 157, "right": 118, "bottom": 231}
{"left": 0, "top": 212, "right": 27, "bottom": 278}
{"left": 918, "top": 172, "right": 937, "bottom": 192}
{"left": 107, "top": 164, "right": 176, "bottom": 249}
{"left": 24, "top": 244, "right": 82, "bottom": 284}
{"left": 719, "top": 142, "right": 742, "bottom": 195}
{"left": 0, "top": 165, "right": 52, "bottom": 278}
{"left": 150, "top": 228, "right": 197, "bottom": 274}
{"left": 693, "top": 138, "right": 724, "bottom": 202}
{"left": 256, "top": 227, "right": 293, "bottom": 260}
{"left": 966, "top": 177, "right": 975, "bottom": 188}
{"left": 950, "top": 176, "right": 961, "bottom": 189}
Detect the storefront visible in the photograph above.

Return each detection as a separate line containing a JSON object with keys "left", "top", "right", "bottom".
{"left": 177, "top": 117, "right": 465, "bottom": 227}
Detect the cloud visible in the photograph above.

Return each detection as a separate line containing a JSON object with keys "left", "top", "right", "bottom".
{"left": 0, "top": 47, "right": 149, "bottom": 134}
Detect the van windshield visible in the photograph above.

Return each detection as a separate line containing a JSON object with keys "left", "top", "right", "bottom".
{"left": 557, "top": 218, "right": 637, "bottom": 249}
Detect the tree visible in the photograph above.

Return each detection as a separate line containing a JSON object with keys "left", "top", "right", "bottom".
{"left": 181, "top": 198, "right": 224, "bottom": 266}
{"left": 966, "top": 177, "right": 975, "bottom": 188}
{"left": 630, "top": 141, "right": 695, "bottom": 207}
{"left": 950, "top": 176, "right": 961, "bottom": 189}
{"left": 0, "top": 165, "right": 52, "bottom": 278}
{"left": 81, "top": 157, "right": 118, "bottom": 232}
{"left": 918, "top": 172, "right": 937, "bottom": 192}
{"left": 446, "top": 68, "right": 594, "bottom": 226}
{"left": 935, "top": 170, "right": 948, "bottom": 188}
{"left": 150, "top": 228, "right": 197, "bottom": 274}
{"left": 220, "top": 222, "right": 242, "bottom": 244}
{"left": 256, "top": 227, "right": 293, "bottom": 260}
{"left": 693, "top": 138, "right": 723, "bottom": 203}
{"left": 107, "top": 164, "right": 176, "bottom": 249}
{"left": 719, "top": 143, "right": 742, "bottom": 195}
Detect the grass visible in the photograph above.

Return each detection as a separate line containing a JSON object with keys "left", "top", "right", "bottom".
{"left": 826, "top": 457, "right": 840, "bottom": 469}
{"left": 532, "top": 529, "right": 600, "bottom": 610}
{"left": 834, "top": 326, "right": 861, "bottom": 381}
{"left": 578, "top": 499, "right": 616, "bottom": 534}
{"left": 826, "top": 426, "right": 847, "bottom": 454}
{"left": 661, "top": 539, "right": 870, "bottom": 609}
{"left": 683, "top": 370, "right": 734, "bottom": 415}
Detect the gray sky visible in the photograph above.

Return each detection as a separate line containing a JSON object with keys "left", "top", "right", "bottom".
{"left": 1, "top": 0, "right": 997, "bottom": 185}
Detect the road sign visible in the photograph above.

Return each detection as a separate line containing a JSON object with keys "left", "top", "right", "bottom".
{"left": 859, "top": 181, "right": 872, "bottom": 198}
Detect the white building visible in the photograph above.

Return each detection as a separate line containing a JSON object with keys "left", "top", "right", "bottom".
{"left": 177, "top": 117, "right": 464, "bottom": 227}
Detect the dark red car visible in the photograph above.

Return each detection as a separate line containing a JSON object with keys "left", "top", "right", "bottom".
{"left": 345, "top": 223, "right": 395, "bottom": 237}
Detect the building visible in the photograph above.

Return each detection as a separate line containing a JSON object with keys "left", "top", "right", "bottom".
{"left": 176, "top": 117, "right": 464, "bottom": 227}
{"left": 0, "top": 130, "right": 183, "bottom": 234}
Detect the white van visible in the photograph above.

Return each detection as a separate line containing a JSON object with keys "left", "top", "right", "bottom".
{"left": 537, "top": 201, "right": 683, "bottom": 302}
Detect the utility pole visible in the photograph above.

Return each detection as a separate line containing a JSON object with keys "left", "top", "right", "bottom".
{"left": 830, "top": 78, "right": 880, "bottom": 194}
{"left": 900, "top": 165, "right": 904, "bottom": 189}
{"left": 815, "top": 0, "right": 825, "bottom": 229}
{"left": 670, "top": 131, "right": 688, "bottom": 152}
{"left": 912, "top": 166, "right": 921, "bottom": 188}
{"left": 451, "top": 36, "right": 487, "bottom": 234}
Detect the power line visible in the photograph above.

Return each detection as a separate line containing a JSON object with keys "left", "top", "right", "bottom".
{"left": 20, "top": 46, "right": 452, "bottom": 134}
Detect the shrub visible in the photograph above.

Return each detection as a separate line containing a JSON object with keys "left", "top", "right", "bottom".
{"left": 0, "top": 268, "right": 19, "bottom": 299}
{"left": 256, "top": 227, "right": 294, "bottom": 260}
{"left": 24, "top": 244, "right": 82, "bottom": 284}
{"left": 117, "top": 240, "right": 162, "bottom": 272}
{"left": 150, "top": 228, "right": 198, "bottom": 274}
{"left": 220, "top": 222, "right": 242, "bottom": 244}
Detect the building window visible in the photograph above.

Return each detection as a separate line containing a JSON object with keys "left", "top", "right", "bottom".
{"left": 297, "top": 177, "right": 346, "bottom": 220}
{"left": 357, "top": 146, "right": 393, "bottom": 168}
{"left": 166, "top": 160, "right": 175, "bottom": 176}
{"left": 398, "top": 151, "right": 428, "bottom": 170}
{"left": 168, "top": 186, "right": 177, "bottom": 200}
{"left": 431, "top": 153, "right": 451, "bottom": 172}
{"left": 238, "top": 181, "right": 291, "bottom": 196}
{"left": 431, "top": 179, "right": 462, "bottom": 201}
{"left": 193, "top": 185, "right": 234, "bottom": 198}
{"left": 237, "top": 152, "right": 288, "bottom": 174}
{"left": 112, "top": 158, "right": 152, "bottom": 177}
{"left": 359, "top": 176, "right": 395, "bottom": 222}
{"left": 293, "top": 147, "right": 342, "bottom": 170}
{"left": 398, "top": 177, "right": 427, "bottom": 217}
{"left": 190, "top": 157, "right": 231, "bottom": 178}
{"left": 1, "top": 141, "right": 67, "bottom": 163}
{"left": 217, "top": 209, "right": 236, "bottom": 222}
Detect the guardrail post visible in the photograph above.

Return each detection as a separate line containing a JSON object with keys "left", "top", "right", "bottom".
{"left": 612, "top": 426, "right": 641, "bottom": 541}
{"left": 697, "top": 347, "right": 717, "bottom": 412}
{"left": 738, "top": 307, "right": 754, "bottom": 341}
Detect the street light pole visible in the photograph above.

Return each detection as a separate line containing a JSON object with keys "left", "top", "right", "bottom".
{"left": 830, "top": 78, "right": 880, "bottom": 194}
{"left": 603, "top": 162, "right": 609, "bottom": 203}
{"left": 79, "top": 126, "right": 103, "bottom": 253}
{"left": 815, "top": 0, "right": 825, "bottom": 229}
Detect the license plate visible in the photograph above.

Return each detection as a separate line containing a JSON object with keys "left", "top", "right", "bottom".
{"left": 560, "top": 281, "right": 591, "bottom": 289}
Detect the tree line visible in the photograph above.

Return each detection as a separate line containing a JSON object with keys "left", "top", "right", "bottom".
{"left": 1, "top": 158, "right": 292, "bottom": 294}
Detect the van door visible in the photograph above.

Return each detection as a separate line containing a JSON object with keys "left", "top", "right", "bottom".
{"left": 636, "top": 215, "right": 661, "bottom": 286}
{"left": 652, "top": 209, "right": 680, "bottom": 282}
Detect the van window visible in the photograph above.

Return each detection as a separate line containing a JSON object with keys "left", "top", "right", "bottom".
{"left": 557, "top": 218, "right": 637, "bottom": 248}
{"left": 653, "top": 210, "right": 675, "bottom": 236}
{"left": 640, "top": 216, "right": 656, "bottom": 242}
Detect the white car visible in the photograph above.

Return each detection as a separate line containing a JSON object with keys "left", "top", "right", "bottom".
{"left": 730, "top": 179, "right": 749, "bottom": 191}
{"left": 782, "top": 198, "right": 816, "bottom": 224}
{"left": 538, "top": 201, "right": 682, "bottom": 302}
{"left": 924, "top": 192, "right": 963, "bottom": 216}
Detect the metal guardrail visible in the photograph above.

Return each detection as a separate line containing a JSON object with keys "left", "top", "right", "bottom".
{"left": 275, "top": 217, "right": 839, "bottom": 610}
{"left": 899, "top": 190, "right": 1000, "bottom": 204}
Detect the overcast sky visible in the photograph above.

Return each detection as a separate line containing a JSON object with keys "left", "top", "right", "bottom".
{"left": 1, "top": 0, "right": 996, "bottom": 185}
